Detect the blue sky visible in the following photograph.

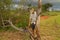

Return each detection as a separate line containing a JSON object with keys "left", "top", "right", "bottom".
{"left": 13, "top": 0, "right": 60, "bottom": 9}
{"left": 32, "top": 0, "right": 60, "bottom": 9}
{"left": 13, "top": 0, "right": 60, "bottom": 4}
{"left": 42, "top": 0, "right": 60, "bottom": 9}
{"left": 42, "top": 0, "right": 60, "bottom": 3}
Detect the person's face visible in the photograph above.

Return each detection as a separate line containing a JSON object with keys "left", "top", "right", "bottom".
{"left": 31, "top": 9, "right": 34, "bottom": 13}
{"left": 30, "top": 9, "right": 34, "bottom": 13}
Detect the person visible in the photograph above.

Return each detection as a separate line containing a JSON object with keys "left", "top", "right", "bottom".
{"left": 29, "top": 8, "right": 41, "bottom": 40}
{"left": 29, "top": 8, "right": 37, "bottom": 32}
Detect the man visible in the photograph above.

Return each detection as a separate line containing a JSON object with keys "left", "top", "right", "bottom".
{"left": 29, "top": 8, "right": 37, "bottom": 31}
{"left": 29, "top": 8, "right": 38, "bottom": 40}
{"left": 29, "top": 8, "right": 41, "bottom": 40}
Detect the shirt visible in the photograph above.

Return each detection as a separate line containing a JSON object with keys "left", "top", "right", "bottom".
{"left": 30, "top": 11, "right": 37, "bottom": 24}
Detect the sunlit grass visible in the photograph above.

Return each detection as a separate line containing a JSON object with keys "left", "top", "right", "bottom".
{"left": 40, "top": 15, "right": 60, "bottom": 40}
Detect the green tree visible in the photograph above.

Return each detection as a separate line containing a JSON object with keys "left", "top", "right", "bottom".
{"left": 42, "top": 3, "right": 53, "bottom": 11}
{"left": 0, "top": 0, "right": 29, "bottom": 31}
{"left": 0, "top": 0, "right": 12, "bottom": 26}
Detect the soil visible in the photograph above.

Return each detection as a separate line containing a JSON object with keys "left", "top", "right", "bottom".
{"left": 0, "top": 31, "right": 30, "bottom": 40}
{"left": 40, "top": 16, "right": 49, "bottom": 20}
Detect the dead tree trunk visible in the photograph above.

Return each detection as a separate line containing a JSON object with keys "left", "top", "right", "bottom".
{"left": 27, "top": 0, "right": 42, "bottom": 40}
{"left": 32, "top": 0, "right": 42, "bottom": 40}
{"left": 4, "top": 19, "right": 24, "bottom": 31}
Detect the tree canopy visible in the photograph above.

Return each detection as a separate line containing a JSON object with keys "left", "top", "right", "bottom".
{"left": 42, "top": 3, "right": 53, "bottom": 11}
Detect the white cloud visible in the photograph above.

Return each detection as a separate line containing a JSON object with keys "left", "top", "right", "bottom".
{"left": 32, "top": 0, "right": 38, "bottom": 2}
{"left": 42, "top": 0, "right": 60, "bottom": 3}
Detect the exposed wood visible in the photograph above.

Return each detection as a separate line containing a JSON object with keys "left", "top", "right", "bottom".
{"left": 38, "top": 0, "right": 42, "bottom": 8}
{"left": 4, "top": 20, "right": 24, "bottom": 31}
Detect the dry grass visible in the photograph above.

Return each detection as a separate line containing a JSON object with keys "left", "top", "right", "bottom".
{"left": 40, "top": 15, "right": 60, "bottom": 40}
{"left": 0, "top": 31, "right": 30, "bottom": 40}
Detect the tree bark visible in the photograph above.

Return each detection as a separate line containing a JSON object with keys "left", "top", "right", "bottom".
{"left": 4, "top": 20, "right": 24, "bottom": 31}
{"left": 38, "top": 0, "right": 42, "bottom": 8}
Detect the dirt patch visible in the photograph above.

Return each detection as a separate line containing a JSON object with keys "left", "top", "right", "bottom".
{"left": 41, "top": 16, "right": 49, "bottom": 20}
{"left": 0, "top": 31, "right": 30, "bottom": 40}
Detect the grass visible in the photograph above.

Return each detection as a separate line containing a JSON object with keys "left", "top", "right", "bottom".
{"left": 41, "top": 11, "right": 60, "bottom": 16}
{"left": 0, "top": 11, "right": 60, "bottom": 40}
{"left": 0, "top": 31, "right": 30, "bottom": 40}
{"left": 0, "top": 9, "right": 30, "bottom": 40}
{"left": 40, "top": 14, "right": 60, "bottom": 40}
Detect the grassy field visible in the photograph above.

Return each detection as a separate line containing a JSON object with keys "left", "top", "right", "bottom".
{"left": 42, "top": 11, "right": 60, "bottom": 16}
{"left": 40, "top": 12, "right": 60, "bottom": 40}
{"left": 0, "top": 11, "right": 60, "bottom": 40}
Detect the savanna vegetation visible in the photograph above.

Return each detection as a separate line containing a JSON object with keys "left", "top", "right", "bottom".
{"left": 0, "top": 0, "right": 60, "bottom": 40}
{"left": 40, "top": 12, "right": 60, "bottom": 40}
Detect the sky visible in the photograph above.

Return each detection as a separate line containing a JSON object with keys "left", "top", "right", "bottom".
{"left": 42, "top": 0, "right": 60, "bottom": 3}
{"left": 42, "top": 0, "right": 60, "bottom": 9}
{"left": 13, "top": 0, "right": 60, "bottom": 4}
{"left": 13, "top": 0, "right": 60, "bottom": 9}
{"left": 32, "top": 0, "right": 60, "bottom": 9}
{"left": 29, "top": 0, "right": 60, "bottom": 8}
